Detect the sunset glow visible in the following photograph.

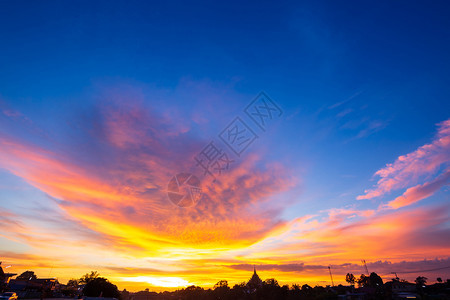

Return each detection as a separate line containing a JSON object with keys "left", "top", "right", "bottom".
{"left": 0, "top": 1, "right": 449, "bottom": 294}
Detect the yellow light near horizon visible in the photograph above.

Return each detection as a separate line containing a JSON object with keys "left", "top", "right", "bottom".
{"left": 120, "top": 276, "right": 191, "bottom": 288}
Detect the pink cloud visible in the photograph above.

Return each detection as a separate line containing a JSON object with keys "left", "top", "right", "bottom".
{"left": 382, "top": 169, "right": 450, "bottom": 209}
{"left": 358, "top": 119, "right": 450, "bottom": 200}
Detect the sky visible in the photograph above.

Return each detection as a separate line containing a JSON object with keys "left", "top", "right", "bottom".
{"left": 0, "top": 0, "right": 449, "bottom": 292}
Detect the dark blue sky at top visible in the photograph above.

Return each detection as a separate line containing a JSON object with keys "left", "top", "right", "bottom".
{"left": 0, "top": 0, "right": 449, "bottom": 218}
{"left": 2, "top": 1, "right": 450, "bottom": 100}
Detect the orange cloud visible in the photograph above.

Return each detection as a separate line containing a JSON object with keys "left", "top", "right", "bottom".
{"left": 0, "top": 92, "right": 296, "bottom": 260}
{"left": 246, "top": 202, "right": 450, "bottom": 269}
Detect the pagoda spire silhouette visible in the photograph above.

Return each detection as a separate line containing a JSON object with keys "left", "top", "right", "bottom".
{"left": 247, "top": 265, "right": 262, "bottom": 288}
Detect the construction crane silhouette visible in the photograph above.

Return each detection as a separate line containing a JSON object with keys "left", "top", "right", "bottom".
{"left": 328, "top": 266, "right": 334, "bottom": 287}
{"left": 362, "top": 260, "right": 369, "bottom": 275}
{"left": 391, "top": 272, "right": 399, "bottom": 280}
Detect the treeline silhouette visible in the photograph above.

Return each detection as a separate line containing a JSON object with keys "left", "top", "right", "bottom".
{"left": 6, "top": 269, "right": 450, "bottom": 300}
{"left": 119, "top": 273, "right": 450, "bottom": 300}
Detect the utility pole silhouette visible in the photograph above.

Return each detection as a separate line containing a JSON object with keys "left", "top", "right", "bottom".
{"left": 328, "top": 266, "right": 334, "bottom": 287}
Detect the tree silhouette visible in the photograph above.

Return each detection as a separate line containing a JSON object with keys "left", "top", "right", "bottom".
{"left": 415, "top": 276, "right": 427, "bottom": 297}
{"left": 368, "top": 272, "right": 383, "bottom": 288}
{"left": 181, "top": 285, "right": 205, "bottom": 300}
{"left": 79, "top": 271, "right": 100, "bottom": 284}
{"left": 437, "top": 277, "right": 442, "bottom": 283}
{"left": 67, "top": 279, "right": 79, "bottom": 288}
{"left": 230, "top": 282, "right": 246, "bottom": 299}
{"left": 415, "top": 276, "right": 427, "bottom": 287}
{"left": 62, "top": 279, "right": 80, "bottom": 297}
{"left": 213, "top": 280, "right": 230, "bottom": 300}
{"left": 256, "top": 278, "right": 287, "bottom": 300}
{"left": 345, "top": 273, "right": 356, "bottom": 285}
{"left": 213, "top": 280, "right": 228, "bottom": 289}
{"left": 301, "top": 283, "right": 312, "bottom": 291}
{"left": 356, "top": 272, "right": 384, "bottom": 289}
{"left": 357, "top": 274, "right": 369, "bottom": 287}
{"left": 264, "top": 278, "right": 279, "bottom": 287}
{"left": 83, "top": 277, "right": 120, "bottom": 298}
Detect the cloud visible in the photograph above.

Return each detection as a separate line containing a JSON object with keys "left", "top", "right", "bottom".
{"left": 354, "top": 120, "right": 387, "bottom": 139}
{"left": 358, "top": 119, "right": 450, "bottom": 200}
{"left": 321, "top": 90, "right": 390, "bottom": 141}
{"left": 228, "top": 263, "right": 326, "bottom": 273}
{"left": 227, "top": 258, "right": 450, "bottom": 278}
{"left": 325, "top": 207, "right": 375, "bottom": 220}
{"left": 0, "top": 101, "right": 30, "bottom": 124}
{"left": 328, "top": 91, "right": 363, "bottom": 110}
{"left": 382, "top": 169, "right": 450, "bottom": 209}
{"left": 366, "top": 258, "right": 450, "bottom": 276}
{"left": 0, "top": 83, "right": 296, "bottom": 258}
{"left": 2, "top": 82, "right": 447, "bottom": 289}
{"left": 251, "top": 202, "right": 450, "bottom": 268}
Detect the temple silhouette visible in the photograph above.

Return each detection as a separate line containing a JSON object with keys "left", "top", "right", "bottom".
{"left": 246, "top": 266, "right": 263, "bottom": 289}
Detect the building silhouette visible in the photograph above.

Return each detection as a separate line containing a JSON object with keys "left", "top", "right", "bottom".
{"left": 246, "top": 266, "right": 263, "bottom": 289}
{"left": 0, "top": 262, "right": 16, "bottom": 292}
